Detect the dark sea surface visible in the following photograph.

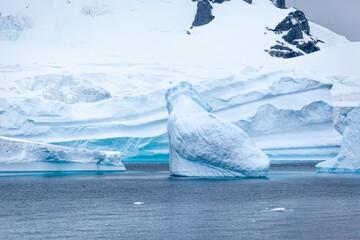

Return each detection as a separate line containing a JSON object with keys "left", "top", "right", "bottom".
{"left": 0, "top": 162, "right": 359, "bottom": 240}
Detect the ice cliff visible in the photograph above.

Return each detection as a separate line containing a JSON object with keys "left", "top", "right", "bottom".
{"left": 166, "top": 82, "right": 270, "bottom": 177}
{"left": 0, "top": 69, "right": 345, "bottom": 162}
{"left": 0, "top": 136, "right": 125, "bottom": 171}
{"left": 316, "top": 106, "right": 360, "bottom": 173}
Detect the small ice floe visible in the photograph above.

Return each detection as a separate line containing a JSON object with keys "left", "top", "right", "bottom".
{"left": 133, "top": 202, "right": 145, "bottom": 205}
{"left": 271, "top": 207, "right": 287, "bottom": 212}
{"left": 267, "top": 207, "right": 293, "bottom": 212}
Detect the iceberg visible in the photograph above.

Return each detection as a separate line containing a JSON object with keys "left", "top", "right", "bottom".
{"left": 316, "top": 106, "right": 360, "bottom": 173}
{"left": 166, "top": 82, "right": 270, "bottom": 177}
{"left": 0, "top": 136, "right": 125, "bottom": 172}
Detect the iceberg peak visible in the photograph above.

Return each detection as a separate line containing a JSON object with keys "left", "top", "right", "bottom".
{"left": 165, "top": 81, "right": 212, "bottom": 114}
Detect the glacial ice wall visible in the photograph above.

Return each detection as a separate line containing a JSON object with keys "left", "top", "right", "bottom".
{"left": 316, "top": 106, "right": 360, "bottom": 173}
{"left": 0, "top": 69, "right": 343, "bottom": 162}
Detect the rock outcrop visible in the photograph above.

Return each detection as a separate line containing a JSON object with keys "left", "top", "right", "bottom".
{"left": 267, "top": 10, "right": 321, "bottom": 58}
{"left": 271, "top": 0, "right": 286, "bottom": 9}
{"left": 191, "top": 0, "right": 235, "bottom": 27}
{"left": 192, "top": 0, "right": 215, "bottom": 27}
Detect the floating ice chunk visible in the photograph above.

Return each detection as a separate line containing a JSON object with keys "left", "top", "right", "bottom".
{"left": 133, "top": 202, "right": 145, "bottom": 205}
{"left": 270, "top": 208, "right": 287, "bottom": 212}
{"left": 264, "top": 207, "right": 293, "bottom": 212}
{"left": 317, "top": 105, "right": 360, "bottom": 173}
{"left": 166, "top": 82, "right": 270, "bottom": 177}
{"left": 0, "top": 136, "right": 125, "bottom": 171}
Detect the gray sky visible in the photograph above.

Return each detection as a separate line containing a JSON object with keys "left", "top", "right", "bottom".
{"left": 287, "top": 0, "right": 360, "bottom": 42}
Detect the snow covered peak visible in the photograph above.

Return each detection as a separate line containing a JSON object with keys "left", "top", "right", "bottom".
{"left": 0, "top": 0, "right": 349, "bottom": 68}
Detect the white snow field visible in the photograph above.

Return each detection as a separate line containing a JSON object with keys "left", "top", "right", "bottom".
{"left": 316, "top": 106, "right": 360, "bottom": 173}
{"left": 166, "top": 82, "right": 270, "bottom": 177}
{"left": 0, "top": 136, "right": 125, "bottom": 172}
{"left": 0, "top": 0, "right": 359, "bottom": 168}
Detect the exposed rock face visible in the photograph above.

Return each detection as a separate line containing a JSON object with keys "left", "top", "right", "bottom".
{"left": 297, "top": 42, "right": 321, "bottom": 54}
{"left": 266, "top": 44, "right": 303, "bottom": 58}
{"left": 275, "top": 10, "right": 310, "bottom": 36}
{"left": 210, "top": 0, "right": 228, "bottom": 3}
{"left": 191, "top": 0, "right": 232, "bottom": 27}
{"left": 192, "top": 0, "right": 215, "bottom": 27}
{"left": 191, "top": 0, "right": 252, "bottom": 27}
{"left": 271, "top": 0, "right": 286, "bottom": 9}
{"left": 189, "top": 0, "right": 320, "bottom": 59}
{"left": 267, "top": 10, "right": 321, "bottom": 58}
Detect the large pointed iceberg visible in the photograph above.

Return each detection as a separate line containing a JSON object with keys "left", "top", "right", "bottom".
{"left": 0, "top": 136, "right": 125, "bottom": 172}
{"left": 316, "top": 106, "right": 360, "bottom": 173}
{"left": 166, "top": 82, "right": 270, "bottom": 177}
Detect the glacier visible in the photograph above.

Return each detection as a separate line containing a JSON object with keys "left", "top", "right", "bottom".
{"left": 166, "top": 82, "right": 270, "bottom": 177}
{"left": 316, "top": 106, "right": 360, "bottom": 173}
{"left": 0, "top": 70, "right": 343, "bottom": 162}
{"left": 0, "top": 0, "right": 359, "bottom": 167}
{"left": 0, "top": 136, "right": 125, "bottom": 172}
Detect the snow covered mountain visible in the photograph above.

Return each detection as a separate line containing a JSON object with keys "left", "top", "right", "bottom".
{"left": 0, "top": 0, "right": 359, "bottom": 165}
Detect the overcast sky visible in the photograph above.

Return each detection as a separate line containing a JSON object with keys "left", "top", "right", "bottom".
{"left": 287, "top": 0, "right": 360, "bottom": 41}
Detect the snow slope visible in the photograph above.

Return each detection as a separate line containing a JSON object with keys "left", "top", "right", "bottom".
{"left": 0, "top": 0, "right": 359, "bottom": 163}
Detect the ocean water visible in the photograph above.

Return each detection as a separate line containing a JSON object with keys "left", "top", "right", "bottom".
{"left": 0, "top": 163, "right": 359, "bottom": 239}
